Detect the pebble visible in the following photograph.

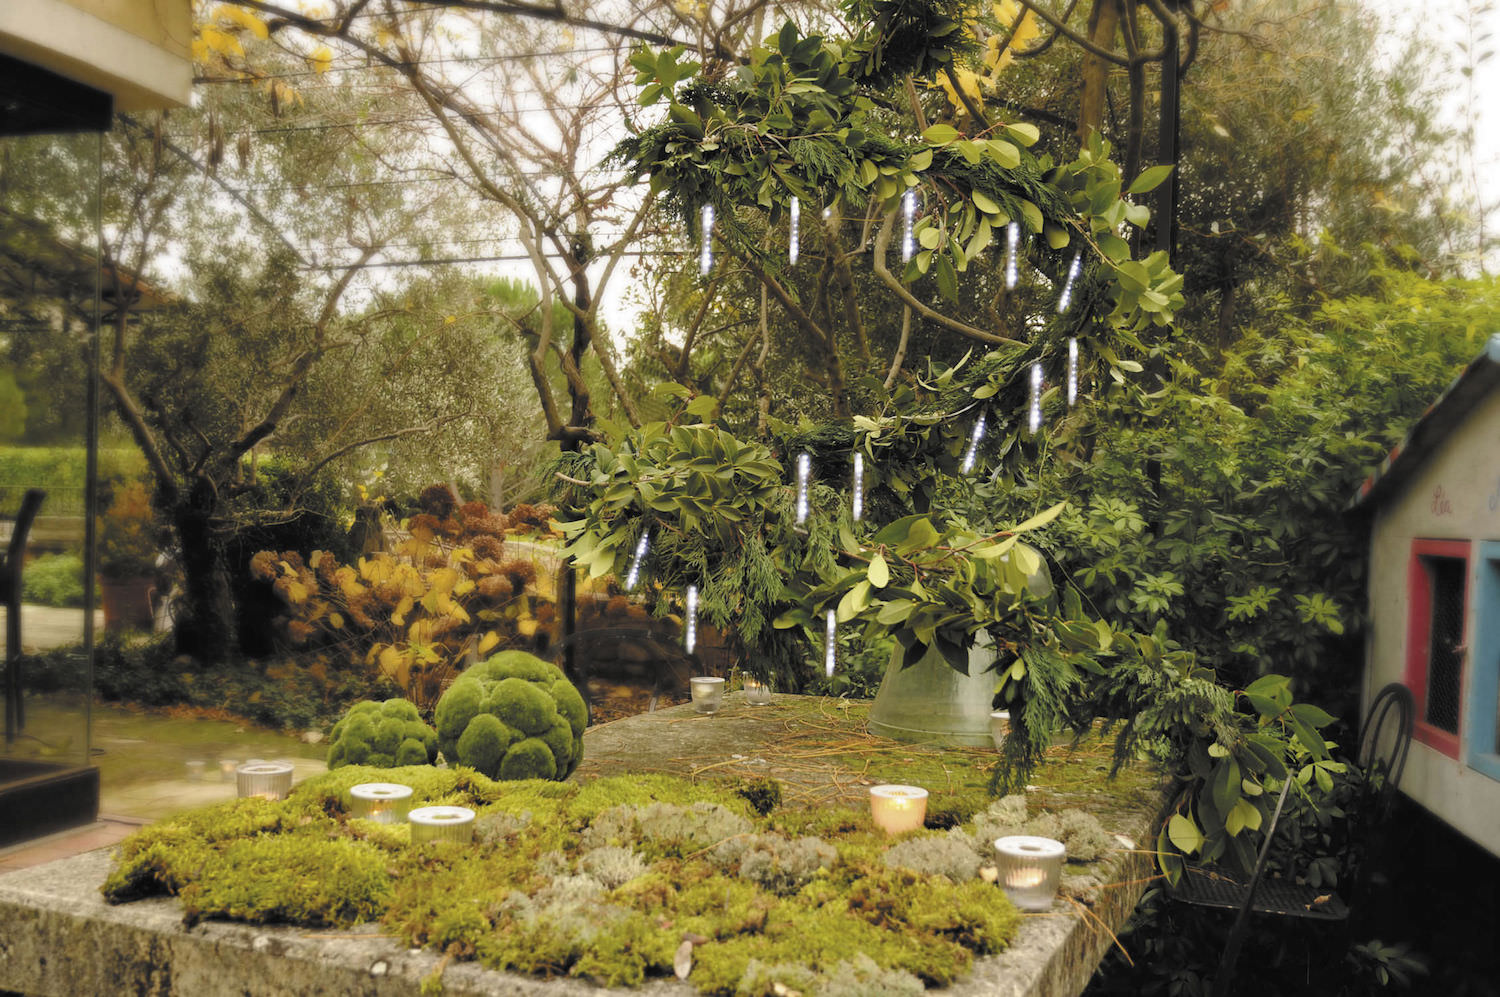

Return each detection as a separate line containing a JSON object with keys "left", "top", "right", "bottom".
{"left": 301, "top": 730, "right": 325, "bottom": 744}
{"left": 370, "top": 960, "right": 388, "bottom": 977}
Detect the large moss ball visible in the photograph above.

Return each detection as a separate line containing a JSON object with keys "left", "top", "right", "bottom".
{"left": 327, "top": 698, "right": 439, "bottom": 770}
{"left": 434, "top": 651, "right": 587, "bottom": 780}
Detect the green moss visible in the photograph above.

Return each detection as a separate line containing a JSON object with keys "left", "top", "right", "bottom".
{"left": 500, "top": 737, "right": 557, "bottom": 780}
{"left": 435, "top": 651, "right": 587, "bottom": 780}
{"left": 106, "top": 769, "right": 1038, "bottom": 994}
{"left": 178, "top": 836, "right": 393, "bottom": 928}
{"left": 327, "top": 698, "right": 438, "bottom": 770}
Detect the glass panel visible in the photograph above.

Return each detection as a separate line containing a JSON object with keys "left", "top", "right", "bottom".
{"left": 0, "top": 129, "right": 100, "bottom": 843}
{"left": 1425, "top": 556, "right": 1466, "bottom": 734}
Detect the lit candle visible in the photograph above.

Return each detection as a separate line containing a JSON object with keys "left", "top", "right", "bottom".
{"left": 961, "top": 412, "right": 987, "bottom": 473}
{"left": 852, "top": 452, "right": 864, "bottom": 522}
{"left": 789, "top": 196, "right": 800, "bottom": 264}
{"left": 1057, "top": 252, "right": 1082, "bottom": 313}
{"left": 870, "top": 784, "right": 929, "bottom": 834}
{"left": 685, "top": 584, "right": 699, "bottom": 654}
{"left": 349, "top": 782, "right": 414, "bottom": 824}
{"left": 825, "top": 609, "right": 837, "bottom": 677}
{"left": 690, "top": 676, "right": 725, "bottom": 714}
{"left": 743, "top": 677, "right": 773, "bottom": 706}
{"left": 1066, "top": 337, "right": 1079, "bottom": 407}
{"left": 625, "top": 529, "right": 650, "bottom": 592}
{"left": 219, "top": 758, "right": 239, "bottom": 782}
{"left": 236, "top": 761, "right": 294, "bottom": 801}
{"left": 902, "top": 189, "right": 916, "bottom": 262}
{"left": 409, "top": 806, "right": 475, "bottom": 844}
{"left": 1029, "top": 362, "right": 1043, "bottom": 435}
{"left": 993, "top": 835, "right": 1066, "bottom": 910}
{"left": 796, "top": 453, "right": 811, "bottom": 524}
{"left": 1005, "top": 221, "right": 1021, "bottom": 290}
{"left": 700, "top": 204, "right": 714, "bottom": 276}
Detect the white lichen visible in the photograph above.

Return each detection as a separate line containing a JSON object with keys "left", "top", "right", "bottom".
{"left": 881, "top": 829, "right": 982, "bottom": 882}
{"left": 730, "top": 834, "right": 837, "bottom": 893}
{"left": 578, "top": 846, "right": 648, "bottom": 890}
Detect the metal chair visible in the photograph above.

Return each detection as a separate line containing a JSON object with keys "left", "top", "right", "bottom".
{"left": 2, "top": 488, "right": 46, "bottom": 744}
{"left": 1170, "top": 681, "right": 1415, "bottom": 997}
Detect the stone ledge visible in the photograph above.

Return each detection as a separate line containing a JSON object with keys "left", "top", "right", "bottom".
{"left": 0, "top": 841, "right": 1151, "bottom": 997}
{"left": 0, "top": 697, "right": 1164, "bottom": 996}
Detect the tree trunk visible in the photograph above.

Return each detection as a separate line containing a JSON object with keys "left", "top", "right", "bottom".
{"left": 171, "top": 475, "right": 237, "bottom": 661}
{"left": 1078, "top": 0, "right": 1120, "bottom": 143}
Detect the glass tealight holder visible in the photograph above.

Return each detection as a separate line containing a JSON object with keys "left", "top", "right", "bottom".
{"left": 690, "top": 676, "right": 726, "bottom": 714}
{"left": 349, "top": 783, "right": 413, "bottom": 824}
{"left": 869, "top": 784, "right": 928, "bottom": 834}
{"left": 409, "top": 805, "right": 475, "bottom": 844}
{"left": 994, "top": 835, "right": 1066, "bottom": 911}
{"left": 185, "top": 759, "right": 206, "bottom": 782}
{"left": 743, "top": 677, "right": 773, "bottom": 706}
{"left": 236, "top": 761, "right": 295, "bottom": 801}
{"left": 218, "top": 759, "right": 239, "bottom": 783}
{"left": 989, "top": 710, "right": 1010, "bottom": 751}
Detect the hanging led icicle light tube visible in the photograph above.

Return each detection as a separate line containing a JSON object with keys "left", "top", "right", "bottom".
{"left": 685, "top": 584, "right": 699, "bottom": 654}
{"left": 625, "top": 530, "right": 650, "bottom": 592}
{"left": 789, "top": 196, "right": 800, "bottom": 264}
{"left": 852, "top": 452, "right": 864, "bottom": 522}
{"left": 961, "top": 411, "right": 987, "bottom": 473}
{"left": 1057, "top": 252, "right": 1082, "bottom": 313}
{"left": 699, "top": 204, "right": 714, "bottom": 276}
{"left": 796, "top": 453, "right": 812, "bottom": 524}
{"left": 902, "top": 189, "right": 916, "bottom": 262}
{"left": 1005, "top": 222, "right": 1021, "bottom": 290}
{"left": 1029, "top": 362, "right": 1044, "bottom": 435}
{"left": 825, "top": 609, "right": 837, "bottom": 677}
{"left": 1067, "top": 338, "right": 1079, "bottom": 407}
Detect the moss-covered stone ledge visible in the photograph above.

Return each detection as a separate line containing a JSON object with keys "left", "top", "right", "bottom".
{"left": 0, "top": 695, "right": 1167, "bottom": 997}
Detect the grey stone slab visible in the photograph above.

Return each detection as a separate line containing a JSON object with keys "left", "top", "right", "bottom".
{"left": 0, "top": 839, "right": 1154, "bottom": 997}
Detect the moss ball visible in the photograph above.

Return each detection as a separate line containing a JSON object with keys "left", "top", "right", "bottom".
{"left": 327, "top": 698, "right": 438, "bottom": 770}
{"left": 455, "top": 714, "right": 517, "bottom": 777}
{"left": 433, "top": 650, "right": 588, "bottom": 781}
{"left": 499, "top": 737, "right": 557, "bottom": 780}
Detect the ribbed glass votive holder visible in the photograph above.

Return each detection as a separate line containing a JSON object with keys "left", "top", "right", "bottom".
{"left": 409, "top": 805, "right": 475, "bottom": 844}
{"left": 994, "top": 835, "right": 1065, "bottom": 911}
{"left": 236, "top": 761, "right": 294, "bottom": 801}
{"left": 349, "top": 783, "right": 413, "bottom": 824}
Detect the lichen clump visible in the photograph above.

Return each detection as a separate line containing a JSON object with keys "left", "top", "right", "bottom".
{"left": 103, "top": 771, "right": 1041, "bottom": 994}
{"left": 434, "top": 650, "right": 587, "bottom": 780}
{"left": 326, "top": 698, "right": 438, "bottom": 769}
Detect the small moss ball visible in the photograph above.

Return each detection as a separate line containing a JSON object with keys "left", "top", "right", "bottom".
{"left": 434, "top": 651, "right": 587, "bottom": 780}
{"left": 327, "top": 698, "right": 438, "bottom": 770}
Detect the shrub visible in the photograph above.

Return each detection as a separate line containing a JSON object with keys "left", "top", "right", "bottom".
{"left": 21, "top": 552, "right": 93, "bottom": 608}
{"left": 434, "top": 651, "right": 587, "bottom": 780}
{"left": 326, "top": 698, "right": 439, "bottom": 769}
{"left": 252, "top": 489, "right": 560, "bottom": 710}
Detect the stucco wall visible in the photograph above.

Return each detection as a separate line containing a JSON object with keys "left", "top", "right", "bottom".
{"left": 0, "top": 0, "right": 191, "bottom": 110}
{"left": 1366, "top": 384, "right": 1500, "bottom": 856}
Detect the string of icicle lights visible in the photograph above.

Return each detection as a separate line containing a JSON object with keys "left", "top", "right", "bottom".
{"left": 669, "top": 201, "right": 1098, "bottom": 671}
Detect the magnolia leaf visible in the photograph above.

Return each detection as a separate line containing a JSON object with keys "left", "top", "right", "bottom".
{"left": 922, "top": 123, "right": 959, "bottom": 144}
{"left": 1010, "top": 500, "right": 1067, "bottom": 534}
{"left": 971, "top": 190, "right": 1002, "bottom": 214}
{"left": 1168, "top": 813, "right": 1204, "bottom": 855}
{"left": 1128, "top": 164, "right": 1173, "bottom": 194}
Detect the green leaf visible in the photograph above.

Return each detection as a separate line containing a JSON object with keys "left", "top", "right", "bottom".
{"left": 1128, "top": 164, "right": 1173, "bottom": 195}
{"left": 1044, "top": 223, "right": 1070, "bottom": 250}
{"left": 1225, "top": 797, "right": 1261, "bottom": 837}
{"left": 1212, "top": 757, "right": 1242, "bottom": 816}
{"left": 1010, "top": 500, "right": 1067, "bottom": 533}
{"left": 971, "top": 190, "right": 1002, "bottom": 214}
{"left": 922, "top": 123, "right": 960, "bottom": 144}
{"left": 684, "top": 394, "right": 719, "bottom": 418}
{"left": 875, "top": 599, "right": 914, "bottom": 624}
{"left": 868, "top": 552, "right": 890, "bottom": 588}
{"left": 1168, "top": 814, "right": 1204, "bottom": 855}
{"left": 837, "top": 580, "right": 872, "bottom": 621}
{"left": 1003, "top": 121, "right": 1039, "bottom": 146}
{"left": 1018, "top": 199, "right": 1043, "bottom": 233}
